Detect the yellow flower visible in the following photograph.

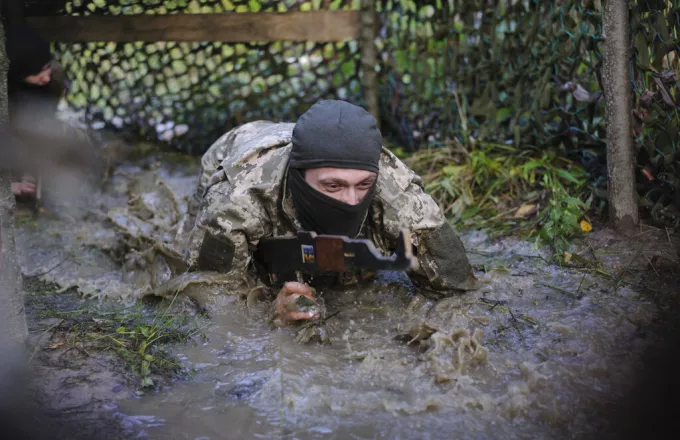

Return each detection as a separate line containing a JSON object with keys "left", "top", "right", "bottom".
{"left": 580, "top": 219, "right": 593, "bottom": 233}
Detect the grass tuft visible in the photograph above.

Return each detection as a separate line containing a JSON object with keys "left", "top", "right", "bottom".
{"left": 26, "top": 279, "right": 210, "bottom": 389}
{"left": 404, "top": 140, "right": 592, "bottom": 260}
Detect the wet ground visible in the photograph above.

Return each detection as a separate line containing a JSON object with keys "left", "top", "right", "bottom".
{"left": 15, "top": 145, "right": 680, "bottom": 440}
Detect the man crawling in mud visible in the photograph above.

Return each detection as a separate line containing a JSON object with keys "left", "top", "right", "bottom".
{"left": 176, "top": 100, "right": 477, "bottom": 326}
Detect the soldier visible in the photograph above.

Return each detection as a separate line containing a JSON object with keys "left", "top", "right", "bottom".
{"left": 4, "top": 23, "right": 67, "bottom": 199}
{"left": 178, "top": 100, "right": 478, "bottom": 325}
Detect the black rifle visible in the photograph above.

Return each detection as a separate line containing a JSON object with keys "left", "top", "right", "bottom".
{"left": 254, "top": 229, "right": 414, "bottom": 285}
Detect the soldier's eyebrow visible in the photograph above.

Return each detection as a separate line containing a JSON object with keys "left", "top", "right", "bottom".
{"left": 319, "top": 177, "right": 349, "bottom": 185}
{"left": 317, "top": 173, "right": 376, "bottom": 186}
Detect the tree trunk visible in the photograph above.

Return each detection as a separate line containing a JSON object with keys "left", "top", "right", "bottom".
{"left": 0, "top": 7, "right": 29, "bottom": 348}
{"left": 603, "top": 0, "right": 639, "bottom": 232}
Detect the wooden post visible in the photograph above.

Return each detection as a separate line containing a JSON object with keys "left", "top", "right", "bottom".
{"left": 0, "top": 2, "right": 29, "bottom": 348}
{"left": 359, "top": 0, "right": 380, "bottom": 130}
{"left": 603, "top": 0, "right": 639, "bottom": 232}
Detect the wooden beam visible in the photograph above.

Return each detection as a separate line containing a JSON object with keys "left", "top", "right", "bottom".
{"left": 26, "top": 11, "right": 360, "bottom": 43}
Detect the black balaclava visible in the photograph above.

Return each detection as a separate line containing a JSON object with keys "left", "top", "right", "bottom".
{"left": 287, "top": 100, "right": 383, "bottom": 237}
{"left": 4, "top": 24, "right": 52, "bottom": 83}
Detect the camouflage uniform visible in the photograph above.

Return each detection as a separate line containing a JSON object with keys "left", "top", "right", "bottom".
{"left": 179, "top": 121, "right": 476, "bottom": 296}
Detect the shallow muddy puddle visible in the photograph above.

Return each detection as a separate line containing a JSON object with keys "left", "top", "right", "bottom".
{"left": 117, "top": 244, "right": 657, "bottom": 440}
{"left": 16, "top": 154, "right": 670, "bottom": 440}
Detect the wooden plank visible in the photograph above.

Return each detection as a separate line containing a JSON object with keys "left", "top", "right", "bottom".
{"left": 26, "top": 11, "right": 359, "bottom": 43}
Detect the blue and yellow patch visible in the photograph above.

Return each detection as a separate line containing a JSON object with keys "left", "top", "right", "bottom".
{"left": 301, "top": 244, "right": 315, "bottom": 264}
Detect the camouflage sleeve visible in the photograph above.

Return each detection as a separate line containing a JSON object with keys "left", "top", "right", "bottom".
{"left": 184, "top": 179, "right": 273, "bottom": 285}
{"left": 176, "top": 149, "right": 226, "bottom": 239}
{"left": 188, "top": 132, "right": 238, "bottom": 221}
{"left": 376, "top": 150, "right": 477, "bottom": 295}
{"left": 180, "top": 121, "right": 279, "bottom": 235}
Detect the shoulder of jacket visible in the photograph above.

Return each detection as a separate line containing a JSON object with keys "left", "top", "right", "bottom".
{"left": 214, "top": 122, "right": 295, "bottom": 193}
{"left": 377, "top": 147, "right": 420, "bottom": 196}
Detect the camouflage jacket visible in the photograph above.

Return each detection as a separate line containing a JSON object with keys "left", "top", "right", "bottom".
{"left": 179, "top": 121, "right": 477, "bottom": 295}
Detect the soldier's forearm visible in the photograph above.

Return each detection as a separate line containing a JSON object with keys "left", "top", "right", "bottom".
{"left": 150, "top": 269, "right": 261, "bottom": 309}
{"left": 407, "top": 222, "right": 477, "bottom": 294}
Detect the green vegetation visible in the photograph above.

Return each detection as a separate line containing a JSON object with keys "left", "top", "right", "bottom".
{"left": 407, "top": 142, "right": 591, "bottom": 259}
{"left": 26, "top": 280, "right": 209, "bottom": 389}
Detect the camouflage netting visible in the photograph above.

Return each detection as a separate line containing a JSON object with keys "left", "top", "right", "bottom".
{"left": 17, "top": 0, "right": 680, "bottom": 229}
{"left": 377, "top": 0, "right": 680, "bottom": 229}
{"left": 25, "top": 0, "right": 364, "bottom": 154}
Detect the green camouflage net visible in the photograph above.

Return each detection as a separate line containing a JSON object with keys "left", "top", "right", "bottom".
{"left": 376, "top": 0, "right": 607, "bottom": 151}
{"left": 33, "top": 0, "right": 363, "bottom": 154}
{"left": 20, "top": 0, "right": 680, "bottom": 229}
{"left": 375, "top": 0, "right": 680, "bottom": 230}
{"left": 629, "top": 0, "right": 680, "bottom": 230}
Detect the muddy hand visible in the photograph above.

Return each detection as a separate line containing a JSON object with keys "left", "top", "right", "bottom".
{"left": 273, "top": 282, "right": 320, "bottom": 324}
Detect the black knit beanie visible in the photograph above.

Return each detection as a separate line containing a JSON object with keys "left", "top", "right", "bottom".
{"left": 289, "top": 100, "right": 383, "bottom": 172}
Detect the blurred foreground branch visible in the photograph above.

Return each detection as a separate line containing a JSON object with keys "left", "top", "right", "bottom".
{"left": 0, "top": 0, "right": 28, "bottom": 351}
{"left": 0, "top": 11, "right": 41, "bottom": 439}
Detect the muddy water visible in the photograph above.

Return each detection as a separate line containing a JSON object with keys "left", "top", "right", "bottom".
{"left": 17, "top": 154, "right": 663, "bottom": 440}
{"left": 118, "top": 245, "right": 656, "bottom": 440}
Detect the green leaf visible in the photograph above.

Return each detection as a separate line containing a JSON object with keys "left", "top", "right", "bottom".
{"left": 442, "top": 165, "right": 463, "bottom": 176}
{"left": 461, "top": 206, "right": 481, "bottom": 219}
{"left": 555, "top": 169, "right": 582, "bottom": 184}
{"left": 440, "top": 179, "right": 457, "bottom": 198}
{"left": 522, "top": 160, "right": 544, "bottom": 172}
{"left": 558, "top": 197, "right": 586, "bottom": 208}
{"left": 634, "top": 33, "right": 650, "bottom": 69}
